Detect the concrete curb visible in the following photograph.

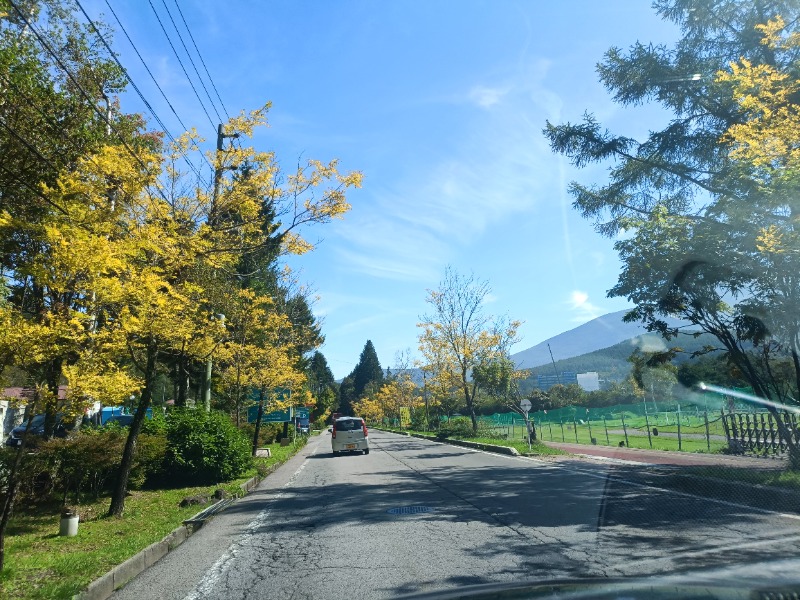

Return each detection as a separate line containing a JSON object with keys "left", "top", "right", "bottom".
{"left": 74, "top": 447, "right": 302, "bottom": 600}
{"left": 374, "top": 428, "right": 519, "bottom": 457}
{"left": 75, "top": 525, "right": 191, "bottom": 600}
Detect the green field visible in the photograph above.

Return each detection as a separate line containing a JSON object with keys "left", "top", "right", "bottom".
{"left": 0, "top": 438, "right": 307, "bottom": 600}
{"left": 489, "top": 418, "right": 727, "bottom": 453}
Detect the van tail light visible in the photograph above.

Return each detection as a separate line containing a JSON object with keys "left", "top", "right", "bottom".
{"left": 362, "top": 421, "right": 368, "bottom": 437}
{"left": 331, "top": 426, "right": 336, "bottom": 439}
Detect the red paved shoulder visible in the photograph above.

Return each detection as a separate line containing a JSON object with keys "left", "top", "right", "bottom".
{"left": 544, "top": 441, "right": 786, "bottom": 469}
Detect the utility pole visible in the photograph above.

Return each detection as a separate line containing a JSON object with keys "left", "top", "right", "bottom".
{"left": 423, "top": 371, "right": 429, "bottom": 431}
{"left": 203, "top": 122, "right": 237, "bottom": 410}
{"left": 548, "top": 343, "right": 560, "bottom": 384}
{"left": 211, "top": 123, "right": 240, "bottom": 226}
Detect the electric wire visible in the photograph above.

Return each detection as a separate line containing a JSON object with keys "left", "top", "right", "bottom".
{"left": 159, "top": 0, "right": 223, "bottom": 124}
{"left": 171, "top": 0, "right": 230, "bottom": 120}
{"left": 102, "top": 0, "right": 214, "bottom": 175}
{"left": 74, "top": 0, "right": 207, "bottom": 185}
{"left": 7, "top": 0, "right": 171, "bottom": 204}
{"left": 146, "top": 0, "right": 216, "bottom": 131}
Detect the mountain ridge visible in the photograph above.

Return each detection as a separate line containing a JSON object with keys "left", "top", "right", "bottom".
{"left": 511, "top": 309, "right": 691, "bottom": 370}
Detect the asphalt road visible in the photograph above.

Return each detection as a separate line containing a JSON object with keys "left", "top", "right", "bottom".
{"left": 113, "top": 430, "right": 800, "bottom": 599}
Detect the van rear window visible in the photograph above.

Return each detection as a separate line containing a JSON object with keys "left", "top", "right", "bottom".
{"left": 335, "top": 419, "right": 363, "bottom": 431}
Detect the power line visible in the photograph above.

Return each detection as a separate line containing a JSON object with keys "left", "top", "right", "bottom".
{"left": 74, "top": 0, "right": 208, "bottom": 184}
{"left": 7, "top": 0, "right": 171, "bottom": 204}
{"left": 146, "top": 0, "right": 216, "bottom": 131}
{"left": 103, "top": 0, "right": 193, "bottom": 134}
{"left": 160, "top": 0, "right": 223, "bottom": 124}
{"left": 171, "top": 0, "right": 230, "bottom": 120}
{"left": 102, "top": 0, "right": 215, "bottom": 175}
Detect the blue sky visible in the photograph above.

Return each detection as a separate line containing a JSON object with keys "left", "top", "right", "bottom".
{"left": 82, "top": 0, "right": 681, "bottom": 379}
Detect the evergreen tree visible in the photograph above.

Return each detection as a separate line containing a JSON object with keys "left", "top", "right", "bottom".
{"left": 351, "top": 340, "right": 384, "bottom": 399}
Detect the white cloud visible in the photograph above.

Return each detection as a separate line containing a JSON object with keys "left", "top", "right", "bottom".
{"left": 569, "top": 290, "right": 602, "bottom": 322}
{"left": 468, "top": 85, "right": 508, "bottom": 108}
{"left": 326, "top": 59, "right": 567, "bottom": 284}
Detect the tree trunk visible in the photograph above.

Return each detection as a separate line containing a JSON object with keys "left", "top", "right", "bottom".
{"left": 44, "top": 358, "right": 63, "bottom": 438}
{"left": 252, "top": 389, "right": 264, "bottom": 456}
{"left": 176, "top": 351, "right": 189, "bottom": 407}
{"left": 108, "top": 341, "right": 158, "bottom": 516}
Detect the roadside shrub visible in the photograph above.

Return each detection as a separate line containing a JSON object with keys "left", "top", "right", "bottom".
{"left": 142, "top": 410, "right": 168, "bottom": 435}
{"left": 436, "top": 417, "right": 475, "bottom": 439}
{"left": 163, "top": 409, "right": 252, "bottom": 485}
{"left": 475, "top": 419, "right": 505, "bottom": 439}
{"left": 410, "top": 411, "right": 428, "bottom": 431}
{"left": 0, "top": 427, "right": 169, "bottom": 506}
{"left": 240, "top": 422, "right": 282, "bottom": 446}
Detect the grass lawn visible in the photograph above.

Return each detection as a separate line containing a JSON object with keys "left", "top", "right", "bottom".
{"left": 534, "top": 422, "right": 727, "bottom": 454}
{"left": 0, "top": 438, "right": 306, "bottom": 600}
{"left": 375, "top": 427, "right": 566, "bottom": 456}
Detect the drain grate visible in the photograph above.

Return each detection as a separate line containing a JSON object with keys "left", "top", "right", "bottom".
{"left": 387, "top": 506, "right": 435, "bottom": 515}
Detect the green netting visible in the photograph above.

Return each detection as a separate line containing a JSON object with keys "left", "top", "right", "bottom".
{"left": 490, "top": 396, "right": 765, "bottom": 429}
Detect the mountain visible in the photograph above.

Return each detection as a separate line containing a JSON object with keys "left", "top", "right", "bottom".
{"left": 515, "top": 331, "right": 721, "bottom": 394}
{"left": 511, "top": 309, "right": 691, "bottom": 370}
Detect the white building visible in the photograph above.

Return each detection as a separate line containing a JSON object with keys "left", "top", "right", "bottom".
{"left": 577, "top": 372, "right": 600, "bottom": 392}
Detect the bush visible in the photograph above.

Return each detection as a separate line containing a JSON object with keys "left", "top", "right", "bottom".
{"left": 410, "top": 411, "right": 429, "bottom": 431}
{"left": 0, "top": 427, "right": 168, "bottom": 506}
{"left": 240, "top": 422, "right": 283, "bottom": 446}
{"left": 436, "top": 417, "right": 475, "bottom": 439}
{"left": 163, "top": 409, "right": 252, "bottom": 485}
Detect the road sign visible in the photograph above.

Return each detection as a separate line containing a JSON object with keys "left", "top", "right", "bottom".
{"left": 247, "top": 406, "right": 293, "bottom": 424}
{"left": 294, "top": 407, "right": 310, "bottom": 419}
{"left": 521, "top": 399, "right": 532, "bottom": 413}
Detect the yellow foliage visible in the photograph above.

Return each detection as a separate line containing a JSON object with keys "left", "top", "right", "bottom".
{"left": 755, "top": 225, "right": 785, "bottom": 254}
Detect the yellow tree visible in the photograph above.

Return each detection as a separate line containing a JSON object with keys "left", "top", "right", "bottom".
{"left": 351, "top": 394, "right": 382, "bottom": 424}
{"left": 713, "top": 16, "right": 800, "bottom": 465}
{"left": 216, "top": 288, "right": 307, "bottom": 449}
{"left": 418, "top": 267, "right": 521, "bottom": 433}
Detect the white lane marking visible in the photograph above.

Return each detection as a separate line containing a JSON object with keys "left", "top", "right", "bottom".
{"left": 182, "top": 442, "right": 317, "bottom": 600}
{"left": 382, "top": 430, "right": 800, "bottom": 524}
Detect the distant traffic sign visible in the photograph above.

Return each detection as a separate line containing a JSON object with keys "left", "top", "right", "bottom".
{"left": 247, "top": 406, "right": 293, "bottom": 424}
{"left": 520, "top": 399, "right": 532, "bottom": 413}
{"left": 294, "top": 407, "right": 310, "bottom": 419}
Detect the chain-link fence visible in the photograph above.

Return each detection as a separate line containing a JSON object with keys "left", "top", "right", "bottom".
{"left": 484, "top": 399, "right": 769, "bottom": 453}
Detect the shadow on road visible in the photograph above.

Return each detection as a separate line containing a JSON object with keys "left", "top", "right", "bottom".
{"left": 216, "top": 432, "right": 800, "bottom": 595}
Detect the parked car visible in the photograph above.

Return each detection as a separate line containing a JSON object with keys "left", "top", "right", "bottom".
{"left": 331, "top": 416, "right": 369, "bottom": 455}
{"left": 5, "top": 414, "right": 67, "bottom": 447}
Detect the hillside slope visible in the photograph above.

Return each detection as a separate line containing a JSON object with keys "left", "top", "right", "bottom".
{"left": 511, "top": 309, "right": 691, "bottom": 369}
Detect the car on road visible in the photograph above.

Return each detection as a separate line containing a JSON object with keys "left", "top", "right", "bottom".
{"left": 331, "top": 416, "right": 369, "bottom": 455}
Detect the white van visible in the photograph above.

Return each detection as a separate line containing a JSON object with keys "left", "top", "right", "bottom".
{"left": 331, "top": 417, "right": 369, "bottom": 455}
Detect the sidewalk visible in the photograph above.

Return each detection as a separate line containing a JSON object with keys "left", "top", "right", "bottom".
{"left": 544, "top": 440, "right": 787, "bottom": 469}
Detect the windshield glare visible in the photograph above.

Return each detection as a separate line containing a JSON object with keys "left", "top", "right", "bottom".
{"left": 3, "top": 1, "right": 800, "bottom": 598}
